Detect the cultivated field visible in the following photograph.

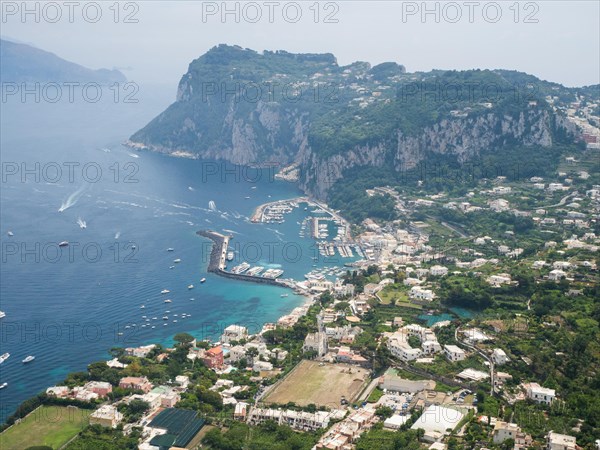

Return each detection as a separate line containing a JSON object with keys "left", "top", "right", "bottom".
{"left": 0, "top": 405, "right": 90, "bottom": 450}
{"left": 263, "top": 360, "right": 370, "bottom": 407}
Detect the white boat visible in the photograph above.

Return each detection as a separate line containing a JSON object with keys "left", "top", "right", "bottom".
{"left": 200, "top": 278, "right": 206, "bottom": 283}
{"left": 0, "top": 382, "right": 7, "bottom": 389}
{"left": 188, "top": 284, "right": 194, "bottom": 289}
{"left": 161, "top": 289, "right": 170, "bottom": 294}
{"left": 22, "top": 355, "right": 35, "bottom": 363}
{"left": 0, "top": 311, "right": 5, "bottom": 319}
{"left": 58, "top": 241, "right": 69, "bottom": 247}
{"left": 169, "top": 266, "right": 175, "bottom": 269}
{"left": 164, "top": 299, "right": 172, "bottom": 303}
{"left": 7, "top": 231, "right": 13, "bottom": 237}
{"left": 226, "top": 251, "right": 234, "bottom": 261}
{"left": 140, "top": 305, "right": 145, "bottom": 309}
{"left": 173, "top": 259, "right": 181, "bottom": 263}
{"left": 162, "top": 316, "right": 169, "bottom": 320}
{"left": 0, "top": 353, "right": 10, "bottom": 364}
{"left": 167, "top": 248, "right": 174, "bottom": 252}
{"left": 280, "top": 294, "right": 289, "bottom": 298}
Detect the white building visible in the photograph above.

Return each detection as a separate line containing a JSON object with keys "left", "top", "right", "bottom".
{"left": 89, "top": 405, "right": 123, "bottom": 428}
{"left": 547, "top": 431, "right": 576, "bottom": 450}
{"left": 409, "top": 286, "right": 435, "bottom": 301}
{"left": 247, "top": 407, "right": 344, "bottom": 432}
{"left": 444, "top": 345, "right": 466, "bottom": 362}
{"left": 303, "top": 332, "right": 328, "bottom": 357}
{"left": 548, "top": 269, "right": 567, "bottom": 281}
{"left": 487, "top": 274, "right": 514, "bottom": 287}
{"left": 488, "top": 199, "right": 510, "bottom": 212}
{"left": 493, "top": 421, "right": 521, "bottom": 444}
{"left": 388, "top": 339, "right": 421, "bottom": 362}
{"left": 526, "top": 382, "right": 555, "bottom": 405}
{"left": 221, "top": 324, "right": 248, "bottom": 344}
{"left": 429, "top": 265, "right": 448, "bottom": 276}
{"left": 492, "top": 348, "right": 508, "bottom": 365}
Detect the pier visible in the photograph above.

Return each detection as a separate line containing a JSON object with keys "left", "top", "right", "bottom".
{"left": 196, "top": 230, "right": 284, "bottom": 287}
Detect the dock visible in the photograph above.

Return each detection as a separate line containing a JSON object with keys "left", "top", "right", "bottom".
{"left": 196, "top": 230, "right": 284, "bottom": 287}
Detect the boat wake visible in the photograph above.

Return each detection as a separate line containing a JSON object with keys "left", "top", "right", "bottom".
{"left": 77, "top": 217, "right": 87, "bottom": 229}
{"left": 58, "top": 185, "right": 87, "bottom": 212}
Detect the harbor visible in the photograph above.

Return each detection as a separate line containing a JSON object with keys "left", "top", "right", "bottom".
{"left": 196, "top": 230, "right": 287, "bottom": 287}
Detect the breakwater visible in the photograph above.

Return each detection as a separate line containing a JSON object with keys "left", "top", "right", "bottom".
{"left": 196, "top": 230, "right": 284, "bottom": 287}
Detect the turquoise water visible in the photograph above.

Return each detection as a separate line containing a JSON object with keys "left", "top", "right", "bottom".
{"left": 0, "top": 91, "right": 347, "bottom": 420}
{"left": 417, "top": 307, "right": 476, "bottom": 326}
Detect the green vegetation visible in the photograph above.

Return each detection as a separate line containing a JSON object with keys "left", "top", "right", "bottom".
{"left": 63, "top": 425, "right": 141, "bottom": 450}
{"left": 201, "top": 420, "right": 318, "bottom": 449}
{"left": 0, "top": 406, "right": 90, "bottom": 450}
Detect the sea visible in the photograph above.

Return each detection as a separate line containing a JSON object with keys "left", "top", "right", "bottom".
{"left": 0, "top": 85, "right": 350, "bottom": 421}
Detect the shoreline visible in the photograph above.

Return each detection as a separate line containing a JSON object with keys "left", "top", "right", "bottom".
{"left": 250, "top": 196, "right": 309, "bottom": 223}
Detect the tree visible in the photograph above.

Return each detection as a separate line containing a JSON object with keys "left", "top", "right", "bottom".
{"left": 334, "top": 301, "right": 350, "bottom": 311}
{"left": 173, "top": 332, "right": 195, "bottom": 346}
{"left": 375, "top": 405, "right": 393, "bottom": 419}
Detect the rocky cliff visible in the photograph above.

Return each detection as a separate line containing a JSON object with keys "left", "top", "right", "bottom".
{"left": 129, "top": 45, "right": 591, "bottom": 200}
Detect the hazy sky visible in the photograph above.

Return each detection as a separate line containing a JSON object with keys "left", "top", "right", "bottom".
{"left": 3, "top": 1, "right": 599, "bottom": 88}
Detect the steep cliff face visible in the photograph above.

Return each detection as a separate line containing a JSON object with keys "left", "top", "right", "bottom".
{"left": 298, "top": 109, "right": 556, "bottom": 199}
{"left": 129, "top": 45, "right": 588, "bottom": 200}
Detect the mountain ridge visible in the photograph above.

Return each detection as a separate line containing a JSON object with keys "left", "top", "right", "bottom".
{"left": 0, "top": 39, "right": 126, "bottom": 84}
{"left": 129, "top": 44, "right": 598, "bottom": 202}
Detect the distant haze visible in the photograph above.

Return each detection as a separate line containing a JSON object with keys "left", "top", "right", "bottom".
{"left": 2, "top": 1, "right": 599, "bottom": 87}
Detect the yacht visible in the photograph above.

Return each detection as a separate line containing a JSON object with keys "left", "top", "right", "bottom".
{"left": 226, "top": 251, "right": 234, "bottom": 261}
{"left": 162, "top": 316, "right": 169, "bottom": 320}
{"left": 164, "top": 299, "right": 172, "bottom": 303}
{"left": 7, "top": 231, "right": 13, "bottom": 237}
{"left": 0, "top": 311, "right": 5, "bottom": 319}
{"left": 188, "top": 285, "right": 194, "bottom": 290}
{"left": 0, "top": 383, "right": 7, "bottom": 389}
{"left": 169, "top": 266, "right": 175, "bottom": 269}
{"left": 0, "top": 353, "right": 10, "bottom": 364}
{"left": 173, "top": 258, "right": 181, "bottom": 263}
{"left": 161, "top": 289, "right": 170, "bottom": 294}
{"left": 140, "top": 305, "right": 145, "bottom": 309}
{"left": 22, "top": 355, "right": 35, "bottom": 363}
{"left": 200, "top": 278, "right": 206, "bottom": 283}
{"left": 58, "top": 241, "right": 69, "bottom": 247}
{"left": 167, "top": 248, "right": 174, "bottom": 252}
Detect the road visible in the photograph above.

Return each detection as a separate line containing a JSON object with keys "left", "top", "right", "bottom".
{"left": 455, "top": 326, "right": 495, "bottom": 396}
